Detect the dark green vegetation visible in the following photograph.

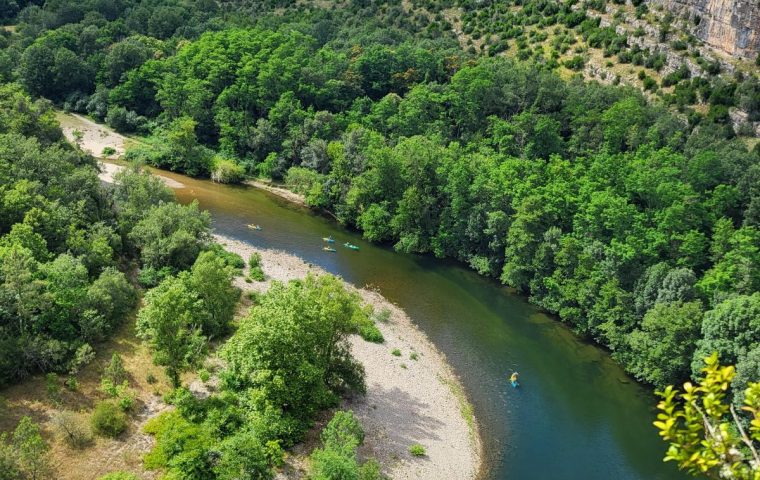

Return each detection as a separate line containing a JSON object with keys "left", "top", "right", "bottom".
{"left": 309, "top": 410, "right": 382, "bottom": 480}
{"left": 142, "top": 274, "right": 382, "bottom": 480}
{"left": 0, "top": 83, "right": 138, "bottom": 386}
{"left": 0, "top": 0, "right": 757, "bottom": 402}
{"left": 137, "top": 249, "right": 241, "bottom": 387}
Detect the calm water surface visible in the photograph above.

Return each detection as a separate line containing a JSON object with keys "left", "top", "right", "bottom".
{"left": 123, "top": 164, "right": 687, "bottom": 480}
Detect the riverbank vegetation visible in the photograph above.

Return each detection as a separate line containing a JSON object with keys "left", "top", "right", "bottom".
{"left": 1, "top": 0, "right": 755, "bottom": 403}
{"left": 0, "top": 0, "right": 757, "bottom": 476}
{"left": 0, "top": 81, "right": 390, "bottom": 477}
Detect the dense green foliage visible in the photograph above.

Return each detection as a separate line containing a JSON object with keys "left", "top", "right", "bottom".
{"left": 0, "top": 83, "right": 138, "bottom": 385}
{"left": 308, "top": 410, "right": 383, "bottom": 480}
{"left": 0, "top": 0, "right": 756, "bottom": 397}
{"left": 143, "top": 273, "right": 374, "bottom": 480}
{"left": 99, "top": 22, "right": 760, "bottom": 395}
{"left": 90, "top": 400, "right": 128, "bottom": 438}
{"left": 136, "top": 250, "right": 240, "bottom": 387}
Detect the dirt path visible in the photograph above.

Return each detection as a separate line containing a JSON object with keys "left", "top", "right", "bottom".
{"left": 216, "top": 235, "right": 482, "bottom": 480}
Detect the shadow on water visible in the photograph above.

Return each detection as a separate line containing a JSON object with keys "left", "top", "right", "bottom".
{"left": 129, "top": 164, "right": 687, "bottom": 480}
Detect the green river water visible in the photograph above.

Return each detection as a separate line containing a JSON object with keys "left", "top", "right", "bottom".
{"left": 113, "top": 163, "right": 688, "bottom": 480}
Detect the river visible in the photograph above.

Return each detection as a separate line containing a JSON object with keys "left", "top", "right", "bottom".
{"left": 108, "top": 162, "right": 687, "bottom": 480}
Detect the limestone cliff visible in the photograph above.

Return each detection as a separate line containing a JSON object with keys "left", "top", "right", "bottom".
{"left": 649, "top": 0, "right": 760, "bottom": 59}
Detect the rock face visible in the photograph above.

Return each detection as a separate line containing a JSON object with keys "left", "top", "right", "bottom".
{"left": 649, "top": 0, "right": 760, "bottom": 59}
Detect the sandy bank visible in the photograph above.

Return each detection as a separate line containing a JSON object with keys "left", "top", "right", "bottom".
{"left": 98, "top": 161, "right": 185, "bottom": 189}
{"left": 214, "top": 234, "right": 482, "bottom": 480}
{"left": 55, "top": 111, "right": 185, "bottom": 189}
{"left": 246, "top": 179, "right": 308, "bottom": 207}
{"left": 56, "top": 111, "right": 129, "bottom": 159}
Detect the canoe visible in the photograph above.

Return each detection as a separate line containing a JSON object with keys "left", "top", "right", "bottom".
{"left": 322, "top": 236, "right": 335, "bottom": 243}
{"left": 343, "top": 242, "right": 359, "bottom": 250}
{"left": 247, "top": 224, "right": 262, "bottom": 230}
{"left": 322, "top": 246, "right": 336, "bottom": 252}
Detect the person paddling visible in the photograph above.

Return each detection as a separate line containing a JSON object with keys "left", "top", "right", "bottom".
{"left": 510, "top": 372, "right": 519, "bottom": 388}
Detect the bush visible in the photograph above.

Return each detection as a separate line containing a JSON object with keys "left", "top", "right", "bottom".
{"left": 102, "top": 147, "right": 116, "bottom": 157}
{"left": 211, "top": 158, "right": 245, "bottom": 184}
{"left": 106, "top": 106, "right": 147, "bottom": 134}
{"left": 103, "top": 353, "right": 128, "bottom": 385}
{"left": 248, "top": 252, "right": 262, "bottom": 269}
{"left": 391, "top": 349, "right": 401, "bottom": 357}
{"left": 91, "top": 401, "right": 128, "bottom": 437}
{"left": 309, "top": 412, "right": 381, "bottom": 480}
{"left": 247, "top": 253, "right": 265, "bottom": 280}
{"left": 359, "top": 323, "right": 384, "bottom": 343}
{"left": 563, "top": 55, "right": 585, "bottom": 71}
{"left": 199, "top": 369, "right": 210, "bottom": 383}
{"left": 205, "top": 243, "right": 245, "bottom": 270}
{"left": 137, "top": 266, "right": 174, "bottom": 288}
{"left": 0, "top": 437, "right": 21, "bottom": 480}
{"left": 249, "top": 265, "right": 265, "bottom": 281}
{"left": 100, "top": 379, "right": 135, "bottom": 412}
{"left": 409, "top": 444, "right": 426, "bottom": 457}
{"left": 52, "top": 411, "right": 91, "bottom": 448}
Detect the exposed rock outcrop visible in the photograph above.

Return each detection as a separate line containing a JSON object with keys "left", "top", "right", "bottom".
{"left": 648, "top": 0, "right": 760, "bottom": 59}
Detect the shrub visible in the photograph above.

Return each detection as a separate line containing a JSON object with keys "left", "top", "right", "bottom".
{"left": 410, "top": 352, "right": 418, "bottom": 361}
{"left": 12, "top": 416, "right": 49, "bottom": 478}
{"left": 249, "top": 254, "right": 265, "bottom": 281}
{"left": 211, "top": 158, "right": 245, "bottom": 184}
{"left": 103, "top": 353, "right": 128, "bottom": 385}
{"left": 391, "top": 349, "right": 401, "bottom": 357}
{"left": 409, "top": 444, "right": 426, "bottom": 457}
{"left": 198, "top": 369, "right": 210, "bottom": 383}
{"left": 359, "top": 323, "right": 384, "bottom": 343}
{"left": 68, "top": 344, "right": 96, "bottom": 375}
{"left": 321, "top": 411, "right": 364, "bottom": 451}
{"left": 137, "top": 266, "right": 173, "bottom": 288}
{"left": 91, "top": 401, "right": 128, "bottom": 437}
{"left": 102, "top": 147, "right": 116, "bottom": 157}
{"left": 563, "top": 55, "right": 585, "bottom": 71}
{"left": 106, "top": 106, "right": 147, "bottom": 134}
{"left": 309, "top": 411, "right": 382, "bottom": 480}
{"left": 643, "top": 76, "right": 657, "bottom": 91}
{"left": 146, "top": 373, "right": 157, "bottom": 384}
{"left": 64, "top": 376, "right": 78, "bottom": 391}
{"left": 100, "top": 379, "right": 136, "bottom": 412}
{"left": 52, "top": 411, "right": 91, "bottom": 448}
{"left": 206, "top": 244, "right": 245, "bottom": 270}
{"left": 248, "top": 253, "right": 262, "bottom": 269}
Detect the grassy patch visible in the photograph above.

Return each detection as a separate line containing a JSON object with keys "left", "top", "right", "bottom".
{"left": 438, "top": 374, "right": 476, "bottom": 440}
{"left": 408, "top": 443, "right": 426, "bottom": 457}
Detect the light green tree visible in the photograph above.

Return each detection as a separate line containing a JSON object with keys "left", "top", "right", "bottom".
{"left": 136, "top": 276, "right": 207, "bottom": 387}
{"left": 654, "top": 354, "right": 760, "bottom": 479}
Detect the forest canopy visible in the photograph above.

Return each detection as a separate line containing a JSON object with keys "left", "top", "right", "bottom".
{"left": 0, "top": 0, "right": 757, "bottom": 402}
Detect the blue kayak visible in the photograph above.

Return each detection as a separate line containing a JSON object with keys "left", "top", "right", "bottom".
{"left": 511, "top": 380, "right": 520, "bottom": 388}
